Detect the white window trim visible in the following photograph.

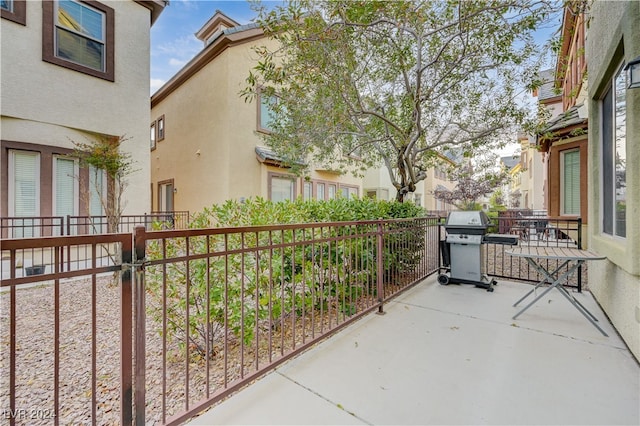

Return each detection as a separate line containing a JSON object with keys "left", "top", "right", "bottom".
{"left": 8, "top": 150, "right": 40, "bottom": 217}
{"left": 89, "top": 165, "right": 107, "bottom": 216}
{"left": 52, "top": 155, "right": 79, "bottom": 217}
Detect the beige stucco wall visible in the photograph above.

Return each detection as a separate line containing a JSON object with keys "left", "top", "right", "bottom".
{"left": 151, "top": 35, "right": 362, "bottom": 215}
{"left": 363, "top": 163, "right": 455, "bottom": 207}
{"left": 1, "top": 1, "right": 153, "bottom": 214}
{"left": 586, "top": 0, "right": 640, "bottom": 360}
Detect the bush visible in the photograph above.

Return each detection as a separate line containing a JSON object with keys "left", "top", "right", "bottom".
{"left": 146, "top": 197, "right": 425, "bottom": 357}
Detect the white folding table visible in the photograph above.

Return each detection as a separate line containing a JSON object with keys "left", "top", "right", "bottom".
{"left": 506, "top": 246, "right": 608, "bottom": 336}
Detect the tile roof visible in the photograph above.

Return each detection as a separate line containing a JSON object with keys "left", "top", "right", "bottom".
{"left": 501, "top": 156, "right": 520, "bottom": 170}
{"left": 542, "top": 104, "right": 587, "bottom": 133}
{"left": 538, "top": 69, "right": 559, "bottom": 101}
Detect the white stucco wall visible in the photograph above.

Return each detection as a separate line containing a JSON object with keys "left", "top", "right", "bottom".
{"left": 1, "top": 1, "right": 153, "bottom": 214}
{"left": 586, "top": 0, "right": 640, "bottom": 360}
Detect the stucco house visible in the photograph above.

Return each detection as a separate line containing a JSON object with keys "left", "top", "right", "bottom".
{"left": 536, "top": 6, "right": 589, "bottom": 232}
{"left": 585, "top": 0, "right": 639, "bottom": 360}
{"left": 149, "top": 11, "right": 362, "bottom": 214}
{"left": 363, "top": 159, "right": 457, "bottom": 213}
{"left": 1, "top": 0, "right": 166, "bottom": 236}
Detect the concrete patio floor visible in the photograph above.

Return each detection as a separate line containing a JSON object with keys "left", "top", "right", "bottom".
{"left": 187, "top": 277, "right": 640, "bottom": 425}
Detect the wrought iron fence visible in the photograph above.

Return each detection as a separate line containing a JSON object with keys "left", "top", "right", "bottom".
{"left": 484, "top": 216, "right": 585, "bottom": 290}
{"left": 0, "top": 212, "right": 189, "bottom": 238}
{"left": 0, "top": 233, "right": 134, "bottom": 425}
{"left": 0, "top": 216, "right": 65, "bottom": 239}
{"left": 0, "top": 214, "right": 588, "bottom": 425}
{"left": 0, "top": 217, "right": 439, "bottom": 425}
{"left": 67, "top": 211, "right": 190, "bottom": 235}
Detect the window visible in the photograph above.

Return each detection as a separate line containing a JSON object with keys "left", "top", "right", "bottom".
{"left": 258, "top": 91, "right": 277, "bottom": 132}
{"left": 316, "top": 183, "right": 325, "bottom": 201}
{"left": 340, "top": 186, "right": 358, "bottom": 199}
{"left": 561, "top": 150, "right": 580, "bottom": 216}
{"left": 303, "top": 181, "right": 312, "bottom": 201}
{"left": 158, "top": 180, "right": 174, "bottom": 212}
{"left": 88, "top": 165, "right": 106, "bottom": 233}
{"left": 8, "top": 150, "right": 40, "bottom": 237}
{"left": 328, "top": 184, "right": 336, "bottom": 200}
{"left": 150, "top": 122, "right": 156, "bottom": 150}
{"left": 157, "top": 115, "right": 165, "bottom": 141}
{"left": 53, "top": 156, "right": 79, "bottom": 217}
{"left": 270, "top": 175, "right": 295, "bottom": 202}
{"left": 43, "top": 0, "right": 115, "bottom": 81}
{"left": 601, "top": 63, "right": 627, "bottom": 238}
{"left": 1, "top": 0, "right": 25, "bottom": 25}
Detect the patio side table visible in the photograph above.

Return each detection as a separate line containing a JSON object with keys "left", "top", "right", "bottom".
{"left": 506, "top": 246, "right": 608, "bottom": 336}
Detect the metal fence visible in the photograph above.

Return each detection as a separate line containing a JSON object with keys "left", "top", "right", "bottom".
{"left": 0, "top": 233, "right": 135, "bottom": 425}
{"left": 484, "top": 216, "right": 585, "bottom": 290}
{"left": 0, "top": 212, "right": 189, "bottom": 238}
{"left": 0, "top": 217, "right": 439, "bottom": 425}
{"left": 0, "top": 214, "right": 587, "bottom": 425}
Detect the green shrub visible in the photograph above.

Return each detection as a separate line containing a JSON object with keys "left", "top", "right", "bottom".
{"left": 146, "top": 197, "right": 425, "bottom": 358}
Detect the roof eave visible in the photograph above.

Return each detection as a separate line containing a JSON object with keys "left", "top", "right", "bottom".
{"left": 151, "top": 26, "right": 265, "bottom": 106}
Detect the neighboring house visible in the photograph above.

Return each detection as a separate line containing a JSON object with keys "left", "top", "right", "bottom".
{"left": 536, "top": 5, "right": 589, "bottom": 237}
{"left": 500, "top": 155, "right": 520, "bottom": 208}
{"left": 585, "top": 1, "right": 639, "bottom": 360}
{"left": 362, "top": 154, "right": 456, "bottom": 212}
{"left": 517, "top": 133, "right": 545, "bottom": 211}
{"left": 149, "top": 11, "right": 361, "bottom": 214}
{"left": 1, "top": 0, "right": 166, "bottom": 236}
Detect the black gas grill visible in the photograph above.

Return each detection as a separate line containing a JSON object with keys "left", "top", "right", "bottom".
{"left": 438, "top": 211, "right": 518, "bottom": 292}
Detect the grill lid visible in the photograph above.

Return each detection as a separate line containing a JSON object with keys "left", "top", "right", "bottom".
{"left": 444, "top": 211, "right": 491, "bottom": 235}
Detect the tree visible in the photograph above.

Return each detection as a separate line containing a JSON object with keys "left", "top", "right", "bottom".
{"left": 70, "top": 135, "right": 136, "bottom": 233}
{"left": 433, "top": 157, "right": 508, "bottom": 210}
{"left": 244, "top": 0, "right": 558, "bottom": 201}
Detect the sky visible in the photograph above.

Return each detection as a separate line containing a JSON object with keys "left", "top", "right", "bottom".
{"left": 150, "top": 0, "right": 280, "bottom": 94}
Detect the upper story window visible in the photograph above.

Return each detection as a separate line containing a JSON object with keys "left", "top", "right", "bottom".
{"left": 157, "top": 115, "right": 165, "bottom": 141}
{"left": 43, "top": 0, "right": 115, "bottom": 81}
{"left": 258, "top": 91, "right": 277, "bottom": 133}
{"left": 1, "top": 0, "right": 26, "bottom": 25}
{"left": 601, "top": 62, "right": 626, "bottom": 238}
{"left": 150, "top": 122, "right": 156, "bottom": 150}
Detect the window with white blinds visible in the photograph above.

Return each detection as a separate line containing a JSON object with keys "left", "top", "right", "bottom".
{"left": 54, "top": 157, "right": 78, "bottom": 217}
{"left": 89, "top": 165, "right": 106, "bottom": 216}
{"left": 270, "top": 176, "right": 294, "bottom": 202}
{"left": 9, "top": 150, "right": 40, "bottom": 217}
{"left": 561, "top": 150, "right": 580, "bottom": 216}
{"left": 8, "top": 150, "right": 40, "bottom": 238}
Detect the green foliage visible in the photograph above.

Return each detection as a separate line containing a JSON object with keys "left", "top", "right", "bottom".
{"left": 146, "top": 197, "right": 425, "bottom": 358}
{"left": 70, "top": 135, "right": 137, "bottom": 233}
{"left": 244, "top": 0, "right": 560, "bottom": 200}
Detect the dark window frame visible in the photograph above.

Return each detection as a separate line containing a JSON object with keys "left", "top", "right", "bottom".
{"left": 600, "top": 60, "right": 626, "bottom": 238}
{"left": 150, "top": 122, "right": 156, "bottom": 151}
{"left": 1, "top": 0, "right": 26, "bottom": 25}
{"left": 157, "top": 115, "right": 165, "bottom": 141}
{"left": 42, "top": 0, "right": 115, "bottom": 81}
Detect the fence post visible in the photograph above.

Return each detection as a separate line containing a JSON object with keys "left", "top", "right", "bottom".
{"left": 376, "top": 220, "right": 386, "bottom": 315}
{"left": 577, "top": 218, "right": 582, "bottom": 293}
{"left": 133, "top": 226, "right": 147, "bottom": 425}
{"left": 120, "top": 233, "right": 134, "bottom": 424}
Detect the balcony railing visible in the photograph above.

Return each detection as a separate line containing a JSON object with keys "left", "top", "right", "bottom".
{"left": 0, "top": 214, "right": 584, "bottom": 425}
